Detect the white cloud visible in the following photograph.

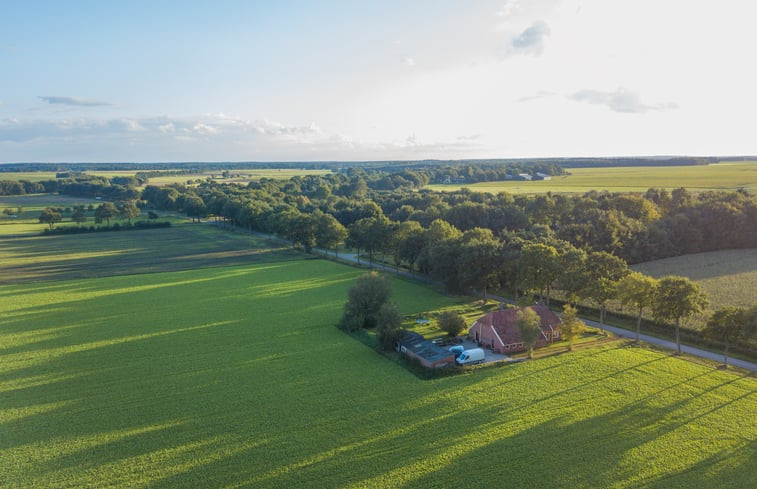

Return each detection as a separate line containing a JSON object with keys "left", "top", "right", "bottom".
{"left": 508, "top": 21, "right": 550, "bottom": 56}
{"left": 403, "top": 56, "right": 417, "bottom": 67}
{"left": 38, "top": 95, "right": 113, "bottom": 107}
{"left": 192, "top": 122, "right": 219, "bottom": 135}
{"left": 516, "top": 90, "right": 556, "bottom": 103}
{"left": 0, "top": 113, "right": 488, "bottom": 162}
{"left": 496, "top": 0, "right": 521, "bottom": 18}
{"left": 571, "top": 88, "right": 678, "bottom": 114}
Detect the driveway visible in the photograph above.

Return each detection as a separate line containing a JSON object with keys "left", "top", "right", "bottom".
{"left": 456, "top": 338, "right": 511, "bottom": 365}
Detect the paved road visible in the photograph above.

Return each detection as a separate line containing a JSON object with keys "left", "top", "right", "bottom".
{"left": 241, "top": 225, "right": 757, "bottom": 372}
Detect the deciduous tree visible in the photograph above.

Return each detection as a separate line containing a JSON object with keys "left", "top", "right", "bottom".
{"left": 652, "top": 276, "right": 709, "bottom": 355}
{"left": 519, "top": 243, "right": 560, "bottom": 305}
{"left": 38, "top": 207, "right": 62, "bottom": 229}
{"left": 116, "top": 200, "right": 140, "bottom": 224}
{"left": 559, "top": 304, "right": 584, "bottom": 351}
{"left": 704, "top": 306, "right": 744, "bottom": 367}
{"left": 437, "top": 311, "right": 467, "bottom": 337}
{"left": 94, "top": 202, "right": 118, "bottom": 225}
{"left": 582, "top": 251, "right": 629, "bottom": 329}
{"left": 340, "top": 272, "right": 393, "bottom": 332}
{"left": 376, "top": 302, "right": 403, "bottom": 350}
{"left": 516, "top": 308, "right": 542, "bottom": 359}
{"left": 618, "top": 271, "right": 658, "bottom": 343}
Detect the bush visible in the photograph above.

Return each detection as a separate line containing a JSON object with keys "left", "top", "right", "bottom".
{"left": 340, "top": 272, "right": 393, "bottom": 331}
{"left": 42, "top": 221, "right": 171, "bottom": 235}
{"left": 437, "top": 311, "right": 467, "bottom": 337}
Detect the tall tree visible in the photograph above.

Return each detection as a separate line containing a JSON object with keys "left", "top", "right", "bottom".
{"left": 652, "top": 276, "right": 709, "bottom": 355}
{"left": 555, "top": 246, "right": 587, "bottom": 305}
{"left": 71, "top": 206, "right": 87, "bottom": 225}
{"left": 457, "top": 228, "right": 502, "bottom": 302}
{"left": 38, "top": 207, "right": 62, "bottom": 229}
{"left": 618, "top": 271, "right": 658, "bottom": 343}
{"left": 519, "top": 243, "right": 560, "bottom": 305}
{"left": 516, "top": 308, "right": 542, "bottom": 359}
{"left": 704, "top": 306, "right": 744, "bottom": 368}
{"left": 313, "top": 211, "right": 347, "bottom": 255}
{"left": 182, "top": 194, "right": 206, "bottom": 223}
{"left": 340, "top": 272, "right": 393, "bottom": 332}
{"left": 559, "top": 304, "right": 584, "bottom": 351}
{"left": 582, "top": 251, "right": 629, "bottom": 329}
{"left": 94, "top": 202, "right": 118, "bottom": 225}
{"left": 393, "top": 220, "right": 425, "bottom": 273}
{"left": 116, "top": 200, "right": 140, "bottom": 224}
{"left": 375, "top": 302, "right": 403, "bottom": 350}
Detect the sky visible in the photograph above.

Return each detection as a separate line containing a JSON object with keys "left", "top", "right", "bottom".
{"left": 1, "top": 0, "right": 757, "bottom": 162}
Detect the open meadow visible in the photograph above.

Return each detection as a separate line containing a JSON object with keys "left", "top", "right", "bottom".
{"left": 2, "top": 226, "right": 756, "bottom": 488}
{"left": 427, "top": 162, "right": 757, "bottom": 194}
{"left": 0, "top": 194, "right": 189, "bottom": 237}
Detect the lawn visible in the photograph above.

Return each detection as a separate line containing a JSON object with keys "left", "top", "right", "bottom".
{"left": 427, "top": 162, "right": 757, "bottom": 194}
{"left": 2, "top": 253, "right": 755, "bottom": 488}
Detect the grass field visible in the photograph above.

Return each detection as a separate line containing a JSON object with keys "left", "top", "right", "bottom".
{"left": 631, "top": 249, "right": 757, "bottom": 326}
{"left": 2, "top": 229, "right": 756, "bottom": 488}
{"left": 427, "top": 162, "right": 757, "bottom": 194}
{"left": 0, "top": 194, "right": 187, "bottom": 236}
{"left": 0, "top": 224, "right": 297, "bottom": 283}
{"left": 0, "top": 168, "right": 332, "bottom": 187}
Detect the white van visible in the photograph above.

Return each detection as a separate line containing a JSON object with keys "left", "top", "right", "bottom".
{"left": 455, "top": 348, "right": 485, "bottom": 366}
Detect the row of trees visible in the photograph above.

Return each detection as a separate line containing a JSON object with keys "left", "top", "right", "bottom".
{"left": 38, "top": 201, "right": 142, "bottom": 229}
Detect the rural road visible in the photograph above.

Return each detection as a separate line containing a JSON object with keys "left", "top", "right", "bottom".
{"left": 237, "top": 225, "right": 757, "bottom": 373}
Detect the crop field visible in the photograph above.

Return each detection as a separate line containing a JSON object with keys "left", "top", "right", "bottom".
{"left": 632, "top": 249, "right": 757, "bottom": 325}
{"left": 2, "top": 230, "right": 756, "bottom": 488}
{"left": 427, "top": 162, "right": 757, "bottom": 194}
{"left": 0, "top": 168, "right": 332, "bottom": 187}
{"left": 0, "top": 224, "right": 297, "bottom": 283}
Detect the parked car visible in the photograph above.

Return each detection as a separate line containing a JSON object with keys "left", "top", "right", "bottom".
{"left": 455, "top": 348, "right": 485, "bottom": 366}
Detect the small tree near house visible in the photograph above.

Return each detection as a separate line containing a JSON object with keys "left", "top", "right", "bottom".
{"left": 340, "top": 272, "right": 393, "bottom": 332}
{"left": 376, "top": 302, "right": 403, "bottom": 350}
{"left": 516, "top": 308, "right": 542, "bottom": 359}
{"left": 559, "top": 304, "right": 584, "bottom": 351}
{"left": 437, "top": 311, "right": 467, "bottom": 337}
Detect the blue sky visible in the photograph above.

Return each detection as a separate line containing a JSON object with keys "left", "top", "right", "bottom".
{"left": 2, "top": 0, "right": 757, "bottom": 162}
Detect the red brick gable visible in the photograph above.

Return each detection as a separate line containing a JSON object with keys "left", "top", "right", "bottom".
{"left": 469, "top": 304, "right": 561, "bottom": 353}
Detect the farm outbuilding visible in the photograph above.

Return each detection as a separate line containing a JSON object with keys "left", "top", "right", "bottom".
{"left": 395, "top": 331, "right": 456, "bottom": 368}
{"left": 468, "top": 304, "right": 561, "bottom": 354}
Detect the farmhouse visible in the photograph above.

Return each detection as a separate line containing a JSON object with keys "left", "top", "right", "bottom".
{"left": 534, "top": 172, "right": 552, "bottom": 180}
{"left": 468, "top": 304, "right": 561, "bottom": 354}
{"left": 395, "top": 331, "right": 456, "bottom": 368}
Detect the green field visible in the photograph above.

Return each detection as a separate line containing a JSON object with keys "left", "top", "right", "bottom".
{"left": 0, "top": 224, "right": 297, "bottom": 283}
{"left": 0, "top": 194, "right": 188, "bottom": 236}
{"left": 0, "top": 168, "right": 332, "bottom": 187}
{"left": 631, "top": 249, "right": 757, "bottom": 326}
{"left": 427, "top": 162, "right": 757, "bottom": 194}
{"left": 2, "top": 227, "right": 756, "bottom": 488}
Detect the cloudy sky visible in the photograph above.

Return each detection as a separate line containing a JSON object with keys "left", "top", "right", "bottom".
{"left": 1, "top": 0, "right": 756, "bottom": 162}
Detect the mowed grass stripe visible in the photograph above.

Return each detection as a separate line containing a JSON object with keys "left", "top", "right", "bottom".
{"left": 0, "top": 224, "right": 298, "bottom": 283}
{"left": 1, "top": 258, "right": 755, "bottom": 488}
